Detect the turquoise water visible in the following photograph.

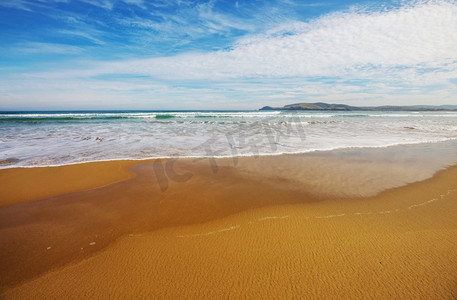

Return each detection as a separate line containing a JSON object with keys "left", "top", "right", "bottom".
{"left": 1, "top": 110, "right": 457, "bottom": 168}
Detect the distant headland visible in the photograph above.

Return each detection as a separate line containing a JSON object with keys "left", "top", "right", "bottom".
{"left": 259, "top": 102, "right": 457, "bottom": 111}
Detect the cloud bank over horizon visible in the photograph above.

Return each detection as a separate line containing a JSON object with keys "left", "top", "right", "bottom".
{"left": 1, "top": 0, "right": 457, "bottom": 110}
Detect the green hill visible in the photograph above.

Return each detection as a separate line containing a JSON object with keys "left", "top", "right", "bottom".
{"left": 259, "top": 102, "right": 457, "bottom": 111}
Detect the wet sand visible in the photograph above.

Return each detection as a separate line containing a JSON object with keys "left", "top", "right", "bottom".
{"left": 1, "top": 143, "right": 457, "bottom": 298}
{"left": 0, "top": 160, "right": 135, "bottom": 207}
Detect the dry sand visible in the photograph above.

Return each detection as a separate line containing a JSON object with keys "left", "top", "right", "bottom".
{"left": 1, "top": 146, "right": 457, "bottom": 298}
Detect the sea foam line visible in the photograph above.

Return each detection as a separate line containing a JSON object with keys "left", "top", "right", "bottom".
{"left": 176, "top": 225, "right": 240, "bottom": 238}
{"left": 174, "top": 189, "right": 457, "bottom": 238}
{"left": 257, "top": 215, "right": 289, "bottom": 221}
{"left": 408, "top": 198, "right": 439, "bottom": 209}
{"left": 315, "top": 213, "right": 346, "bottom": 219}
{"left": 3, "top": 137, "right": 456, "bottom": 170}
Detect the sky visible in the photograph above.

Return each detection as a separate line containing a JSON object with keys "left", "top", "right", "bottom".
{"left": 0, "top": 0, "right": 457, "bottom": 110}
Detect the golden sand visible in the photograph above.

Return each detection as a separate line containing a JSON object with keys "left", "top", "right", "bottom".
{"left": 0, "top": 160, "right": 135, "bottom": 207}
{"left": 1, "top": 152, "right": 457, "bottom": 298}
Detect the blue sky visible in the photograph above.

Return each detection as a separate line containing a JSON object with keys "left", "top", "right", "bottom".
{"left": 1, "top": 0, "right": 457, "bottom": 110}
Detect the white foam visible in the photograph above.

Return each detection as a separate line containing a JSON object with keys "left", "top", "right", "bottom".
{"left": 176, "top": 225, "right": 240, "bottom": 238}
{"left": 315, "top": 213, "right": 346, "bottom": 219}
{"left": 257, "top": 215, "right": 289, "bottom": 221}
{"left": 354, "top": 212, "right": 374, "bottom": 215}
{"left": 2, "top": 110, "right": 457, "bottom": 168}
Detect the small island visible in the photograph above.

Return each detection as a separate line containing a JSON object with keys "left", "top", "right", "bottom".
{"left": 260, "top": 102, "right": 457, "bottom": 111}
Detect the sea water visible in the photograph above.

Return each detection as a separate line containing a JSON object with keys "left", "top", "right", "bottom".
{"left": 1, "top": 110, "right": 457, "bottom": 168}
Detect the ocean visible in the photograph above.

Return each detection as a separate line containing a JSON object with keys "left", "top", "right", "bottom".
{"left": 1, "top": 110, "right": 457, "bottom": 168}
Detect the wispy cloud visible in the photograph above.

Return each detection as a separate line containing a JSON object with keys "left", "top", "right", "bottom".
{"left": 58, "top": 29, "right": 106, "bottom": 45}
{"left": 0, "top": 0, "right": 69, "bottom": 11}
{"left": 121, "top": 0, "right": 145, "bottom": 9}
{"left": 13, "top": 42, "right": 85, "bottom": 54}
{"left": 195, "top": 1, "right": 256, "bottom": 32}
{"left": 113, "top": 0, "right": 274, "bottom": 51}
{"left": 54, "top": 0, "right": 457, "bottom": 82}
{"left": 0, "top": 0, "right": 34, "bottom": 11}
{"left": 1, "top": 0, "right": 457, "bottom": 109}
{"left": 79, "top": 0, "right": 114, "bottom": 10}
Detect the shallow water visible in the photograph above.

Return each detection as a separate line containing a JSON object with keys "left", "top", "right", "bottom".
{"left": 1, "top": 110, "right": 457, "bottom": 168}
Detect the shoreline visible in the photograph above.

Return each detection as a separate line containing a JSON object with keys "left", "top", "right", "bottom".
{"left": 2, "top": 139, "right": 457, "bottom": 207}
{"left": 1, "top": 143, "right": 457, "bottom": 297}
{"left": 2, "top": 137, "right": 457, "bottom": 171}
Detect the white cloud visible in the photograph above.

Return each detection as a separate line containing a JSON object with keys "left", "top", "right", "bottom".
{"left": 195, "top": 1, "right": 256, "bottom": 32}
{"left": 13, "top": 42, "right": 84, "bottom": 54}
{"left": 79, "top": 0, "right": 113, "bottom": 10}
{"left": 2, "top": 0, "right": 457, "bottom": 109}
{"left": 0, "top": 0, "right": 34, "bottom": 11}
{"left": 71, "top": 0, "right": 457, "bottom": 85}
{"left": 0, "top": 0, "right": 69, "bottom": 11}
{"left": 121, "top": 0, "right": 143, "bottom": 5}
{"left": 58, "top": 29, "right": 106, "bottom": 45}
{"left": 121, "top": 0, "right": 146, "bottom": 9}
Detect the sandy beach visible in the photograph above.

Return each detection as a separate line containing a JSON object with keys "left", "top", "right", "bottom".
{"left": 1, "top": 143, "right": 457, "bottom": 298}
{"left": 3, "top": 0, "right": 457, "bottom": 298}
